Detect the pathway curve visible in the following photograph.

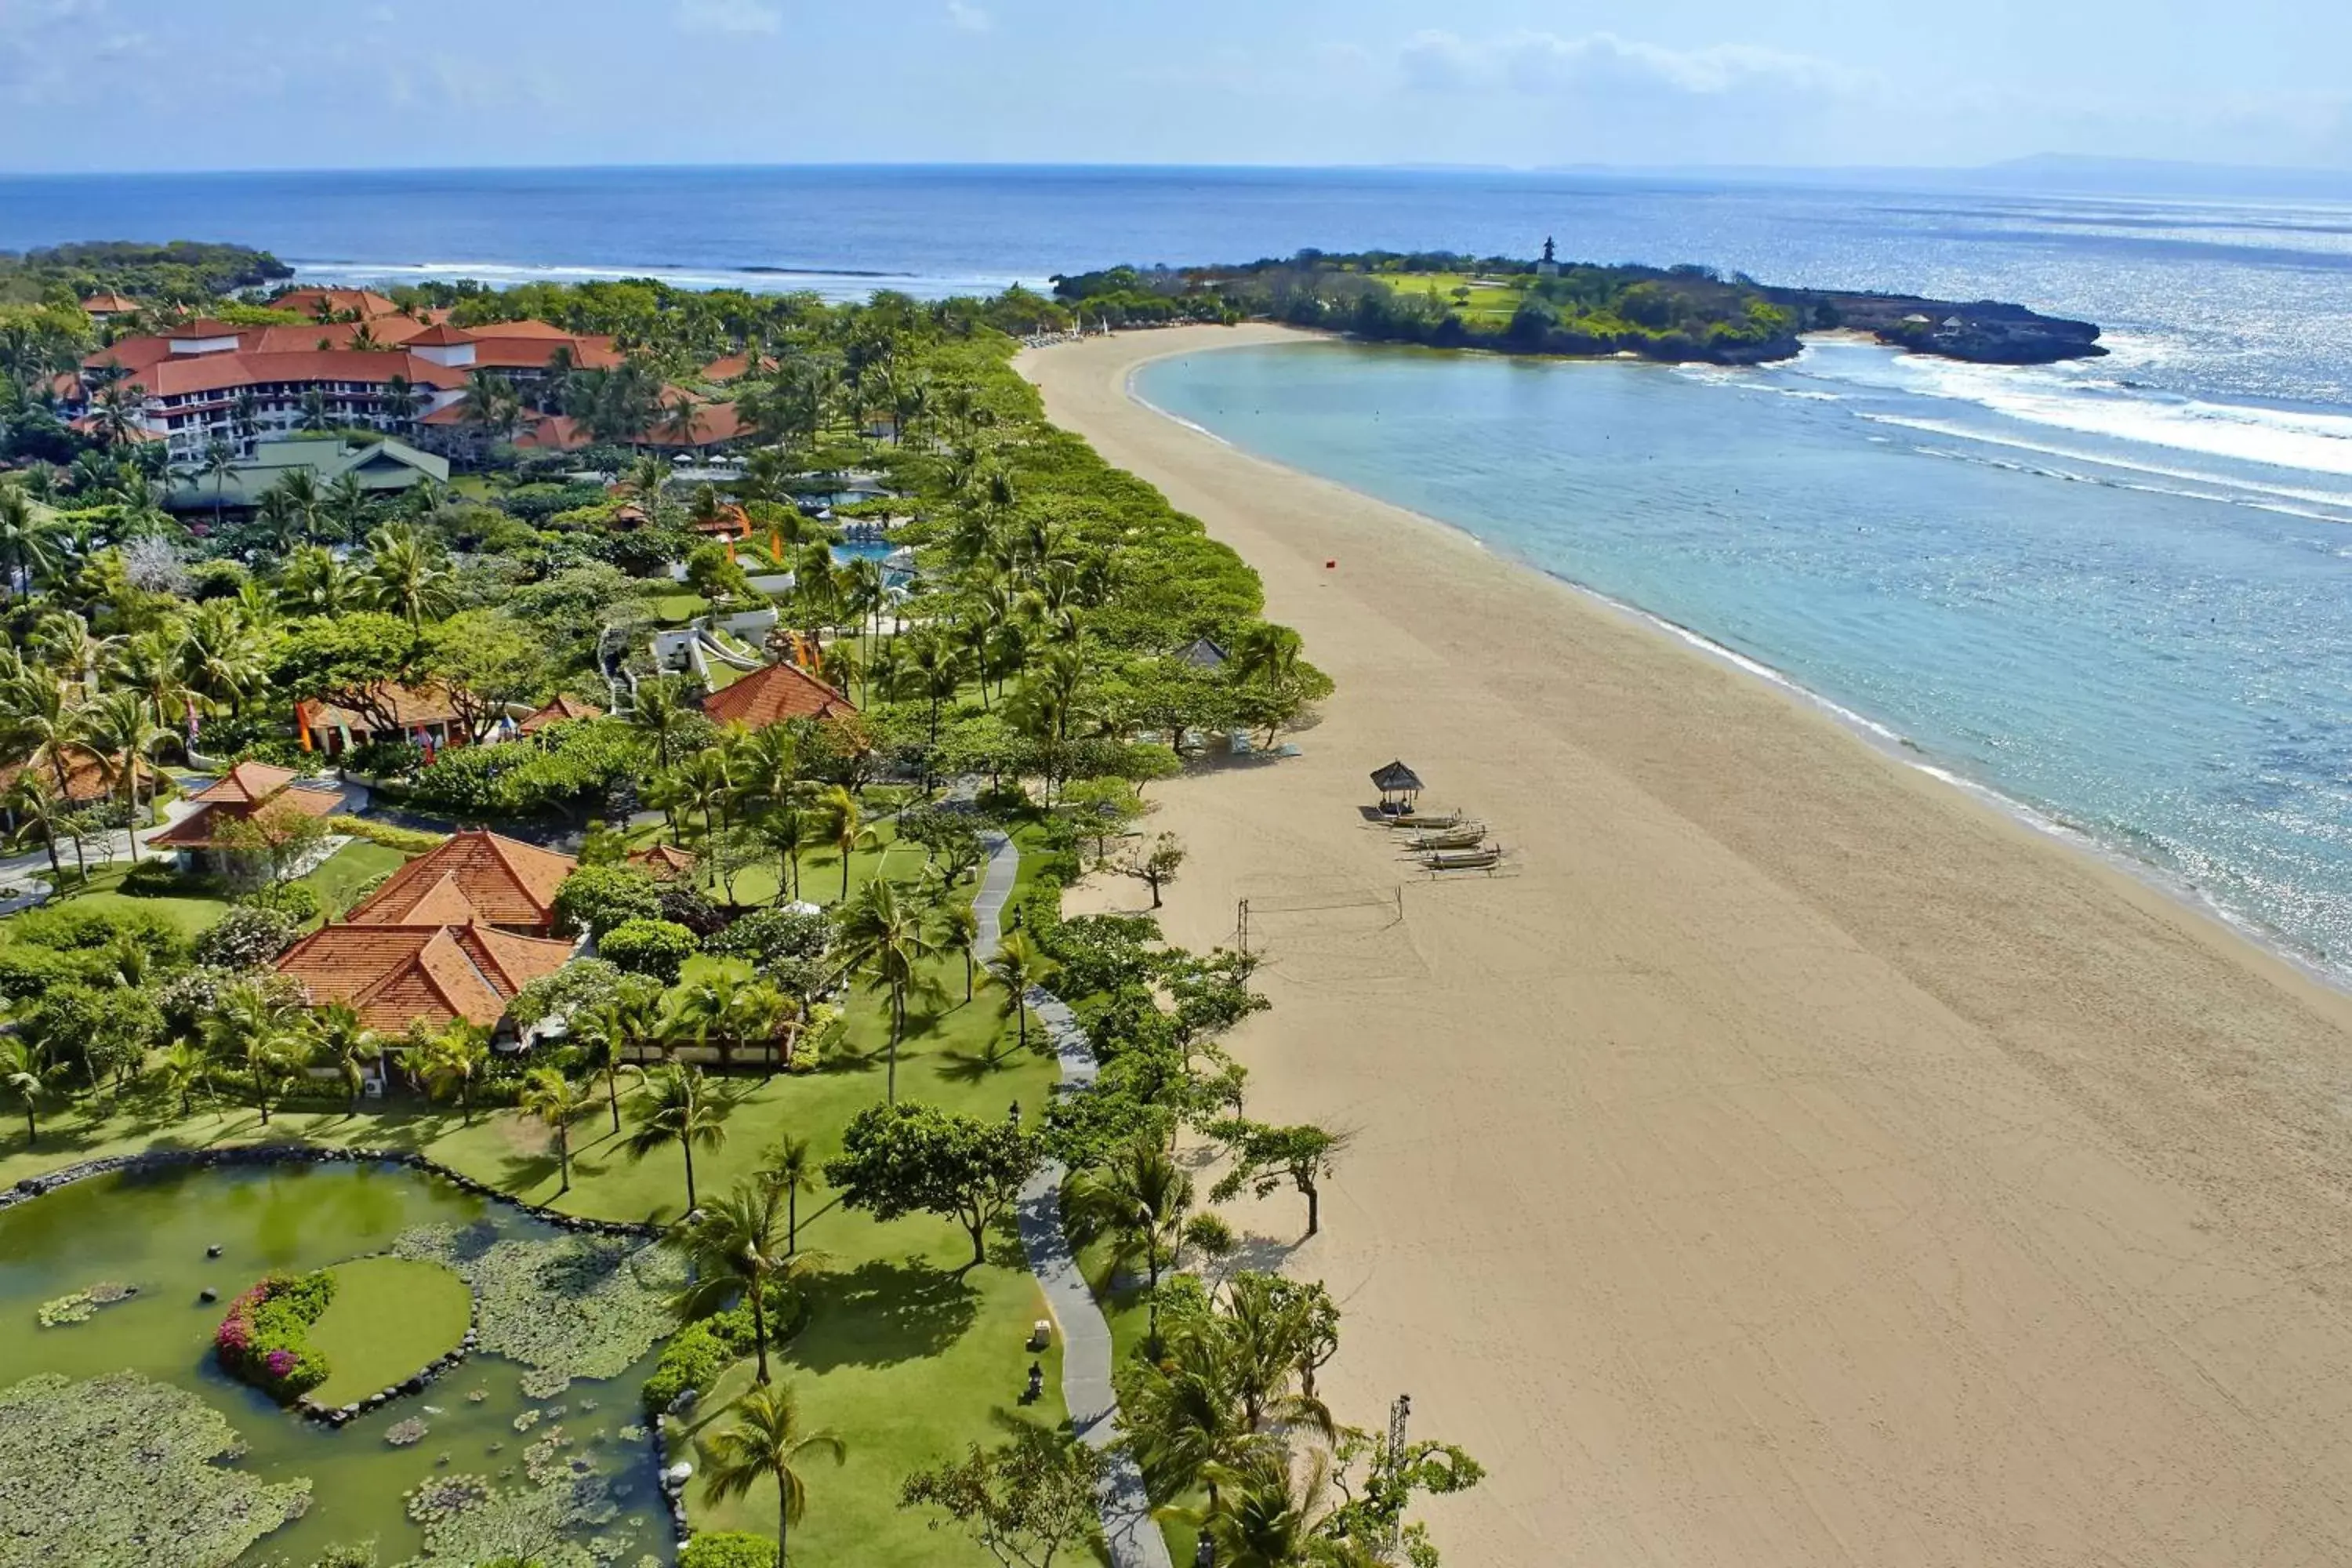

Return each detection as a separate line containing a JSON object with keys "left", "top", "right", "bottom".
{"left": 974, "top": 831, "right": 1174, "bottom": 1568}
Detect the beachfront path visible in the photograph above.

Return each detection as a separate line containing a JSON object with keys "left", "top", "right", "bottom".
{"left": 974, "top": 832, "right": 1174, "bottom": 1568}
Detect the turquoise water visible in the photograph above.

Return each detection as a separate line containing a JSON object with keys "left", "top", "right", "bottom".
{"left": 1138, "top": 339, "right": 2352, "bottom": 975}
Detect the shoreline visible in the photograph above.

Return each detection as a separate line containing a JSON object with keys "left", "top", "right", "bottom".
{"left": 1123, "top": 333, "right": 2352, "bottom": 1001}
{"left": 1023, "top": 322, "right": 2352, "bottom": 1566}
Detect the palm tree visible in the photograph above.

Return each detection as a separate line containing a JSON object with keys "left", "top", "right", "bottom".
{"left": 308, "top": 1002, "right": 379, "bottom": 1112}
{"left": 573, "top": 982, "right": 659, "bottom": 1132}
{"left": 297, "top": 388, "right": 332, "bottom": 432}
{"left": 110, "top": 627, "right": 195, "bottom": 734}
{"left": 0, "top": 485, "right": 61, "bottom": 595}
{"left": 812, "top": 785, "right": 869, "bottom": 904}
{"left": 833, "top": 877, "right": 940, "bottom": 1104}
{"left": 757, "top": 809, "right": 808, "bottom": 903}
{"left": 1068, "top": 1139, "right": 1193, "bottom": 1351}
{"left": 698, "top": 1382, "right": 846, "bottom": 1568}
{"left": 668, "top": 1180, "right": 813, "bottom": 1385}
{"left": 4, "top": 774, "right": 67, "bottom": 881}
{"left": 271, "top": 468, "right": 326, "bottom": 544}
{"left": 905, "top": 631, "right": 966, "bottom": 751}
{"left": 938, "top": 900, "right": 982, "bottom": 1004}
{"left": 1158, "top": 1446, "right": 1341, "bottom": 1568}
{"left": 380, "top": 373, "right": 424, "bottom": 430}
{"left": 764, "top": 1135, "right": 820, "bottom": 1256}
{"left": 0, "top": 1036, "right": 60, "bottom": 1145}
{"left": 626, "top": 1062, "right": 727, "bottom": 1214}
{"left": 419, "top": 1021, "right": 492, "bottom": 1123}
{"left": 80, "top": 690, "right": 162, "bottom": 861}
{"left": 985, "top": 931, "right": 1061, "bottom": 1054}
{"left": 278, "top": 543, "right": 363, "bottom": 618}
{"left": 1, "top": 670, "right": 88, "bottom": 801}
{"left": 176, "top": 597, "right": 269, "bottom": 719}
{"left": 677, "top": 749, "right": 736, "bottom": 871}
{"left": 361, "top": 521, "right": 456, "bottom": 625}
{"left": 201, "top": 979, "right": 314, "bottom": 1127}
{"left": 152, "top": 1038, "right": 212, "bottom": 1116}
{"left": 519, "top": 1066, "right": 595, "bottom": 1193}
{"left": 628, "top": 675, "right": 695, "bottom": 770}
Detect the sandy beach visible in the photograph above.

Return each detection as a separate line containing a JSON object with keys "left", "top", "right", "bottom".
{"left": 1022, "top": 324, "right": 2352, "bottom": 1566}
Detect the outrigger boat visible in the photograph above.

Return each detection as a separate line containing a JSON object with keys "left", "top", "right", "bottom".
{"left": 1406, "top": 825, "right": 1489, "bottom": 851}
{"left": 1386, "top": 809, "right": 1465, "bottom": 831}
{"left": 1420, "top": 844, "right": 1503, "bottom": 872}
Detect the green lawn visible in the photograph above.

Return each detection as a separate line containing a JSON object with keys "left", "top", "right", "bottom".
{"left": 0, "top": 829, "right": 1074, "bottom": 1567}
{"left": 307, "top": 1254, "right": 473, "bottom": 1406}
{"left": 6, "top": 860, "right": 230, "bottom": 938}
{"left": 295, "top": 840, "right": 411, "bottom": 923}
{"left": 652, "top": 591, "right": 711, "bottom": 626}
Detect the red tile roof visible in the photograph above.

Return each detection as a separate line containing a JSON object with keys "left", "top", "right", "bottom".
{"left": 517, "top": 694, "right": 604, "bottom": 732}
{"left": 162, "top": 321, "right": 248, "bottom": 342}
{"left": 271, "top": 288, "right": 401, "bottom": 320}
{"left": 83, "top": 338, "right": 176, "bottom": 377}
{"left": 299, "top": 684, "right": 464, "bottom": 738}
{"left": 404, "top": 322, "right": 474, "bottom": 347}
{"left": 626, "top": 843, "right": 699, "bottom": 881}
{"left": 150, "top": 782, "right": 342, "bottom": 849}
{"left": 274, "top": 921, "right": 574, "bottom": 1033}
{"left": 0, "top": 744, "right": 154, "bottom": 805}
{"left": 81, "top": 292, "right": 137, "bottom": 314}
{"left": 241, "top": 318, "right": 430, "bottom": 354}
{"left": 194, "top": 759, "right": 301, "bottom": 804}
{"left": 513, "top": 412, "right": 591, "bottom": 451}
{"left": 466, "top": 336, "right": 622, "bottom": 372}
{"left": 140, "top": 350, "right": 459, "bottom": 399}
{"left": 457, "top": 318, "right": 574, "bottom": 339}
{"left": 699, "top": 661, "right": 857, "bottom": 728}
{"left": 346, "top": 829, "right": 575, "bottom": 934}
{"left": 699, "top": 354, "right": 750, "bottom": 383}
{"left": 637, "top": 399, "right": 747, "bottom": 448}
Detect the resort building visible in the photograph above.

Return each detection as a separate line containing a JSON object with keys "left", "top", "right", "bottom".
{"left": 273, "top": 921, "right": 575, "bottom": 1036}
{"left": 149, "top": 760, "right": 343, "bottom": 872}
{"left": 296, "top": 684, "right": 468, "bottom": 757}
{"left": 79, "top": 291, "right": 138, "bottom": 321}
{"left": 343, "top": 830, "right": 576, "bottom": 937}
{"left": 699, "top": 659, "right": 858, "bottom": 729}
{"left": 161, "top": 437, "right": 449, "bottom": 517}
{"left": 73, "top": 315, "right": 622, "bottom": 462}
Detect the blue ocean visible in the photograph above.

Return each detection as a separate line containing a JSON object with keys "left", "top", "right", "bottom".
{"left": 6, "top": 165, "right": 2351, "bottom": 971}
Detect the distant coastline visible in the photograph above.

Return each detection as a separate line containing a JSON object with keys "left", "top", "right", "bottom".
{"left": 1051, "top": 248, "right": 2105, "bottom": 368}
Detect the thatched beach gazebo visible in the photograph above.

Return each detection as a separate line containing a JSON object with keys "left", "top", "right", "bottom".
{"left": 1370, "top": 759, "right": 1425, "bottom": 814}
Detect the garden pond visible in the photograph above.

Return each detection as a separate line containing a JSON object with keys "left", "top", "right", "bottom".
{"left": 0, "top": 1161, "right": 681, "bottom": 1567}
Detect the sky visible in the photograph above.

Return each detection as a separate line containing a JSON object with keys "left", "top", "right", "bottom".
{"left": 1, "top": 0, "right": 2344, "bottom": 175}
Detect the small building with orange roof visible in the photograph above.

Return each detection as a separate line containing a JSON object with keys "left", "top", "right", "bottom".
{"left": 80, "top": 291, "right": 138, "bottom": 320}
{"left": 515, "top": 694, "right": 604, "bottom": 734}
{"left": 274, "top": 921, "right": 575, "bottom": 1036}
{"left": 626, "top": 843, "right": 699, "bottom": 883}
{"left": 149, "top": 760, "right": 344, "bottom": 870}
{"left": 344, "top": 829, "right": 576, "bottom": 936}
{"left": 297, "top": 684, "right": 467, "bottom": 757}
{"left": 699, "top": 660, "right": 858, "bottom": 729}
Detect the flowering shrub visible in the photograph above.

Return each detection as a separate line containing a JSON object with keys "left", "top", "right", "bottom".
{"left": 213, "top": 1270, "right": 336, "bottom": 1402}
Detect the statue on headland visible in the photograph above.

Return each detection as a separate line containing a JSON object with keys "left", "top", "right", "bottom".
{"left": 1537, "top": 236, "right": 1560, "bottom": 278}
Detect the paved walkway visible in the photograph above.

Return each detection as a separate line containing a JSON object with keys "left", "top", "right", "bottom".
{"left": 974, "top": 832, "right": 1174, "bottom": 1568}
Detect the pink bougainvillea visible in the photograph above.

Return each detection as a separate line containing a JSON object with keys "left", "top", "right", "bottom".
{"left": 212, "top": 1271, "right": 336, "bottom": 1403}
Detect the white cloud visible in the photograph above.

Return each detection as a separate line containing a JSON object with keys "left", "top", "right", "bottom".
{"left": 1400, "top": 30, "right": 1863, "bottom": 100}
{"left": 946, "top": 1, "right": 990, "bottom": 33}
{"left": 675, "top": 0, "right": 780, "bottom": 37}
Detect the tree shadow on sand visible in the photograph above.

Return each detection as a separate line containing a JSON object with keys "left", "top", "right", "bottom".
{"left": 783, "top": 1254, "right": 980, "bottom": 1371}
